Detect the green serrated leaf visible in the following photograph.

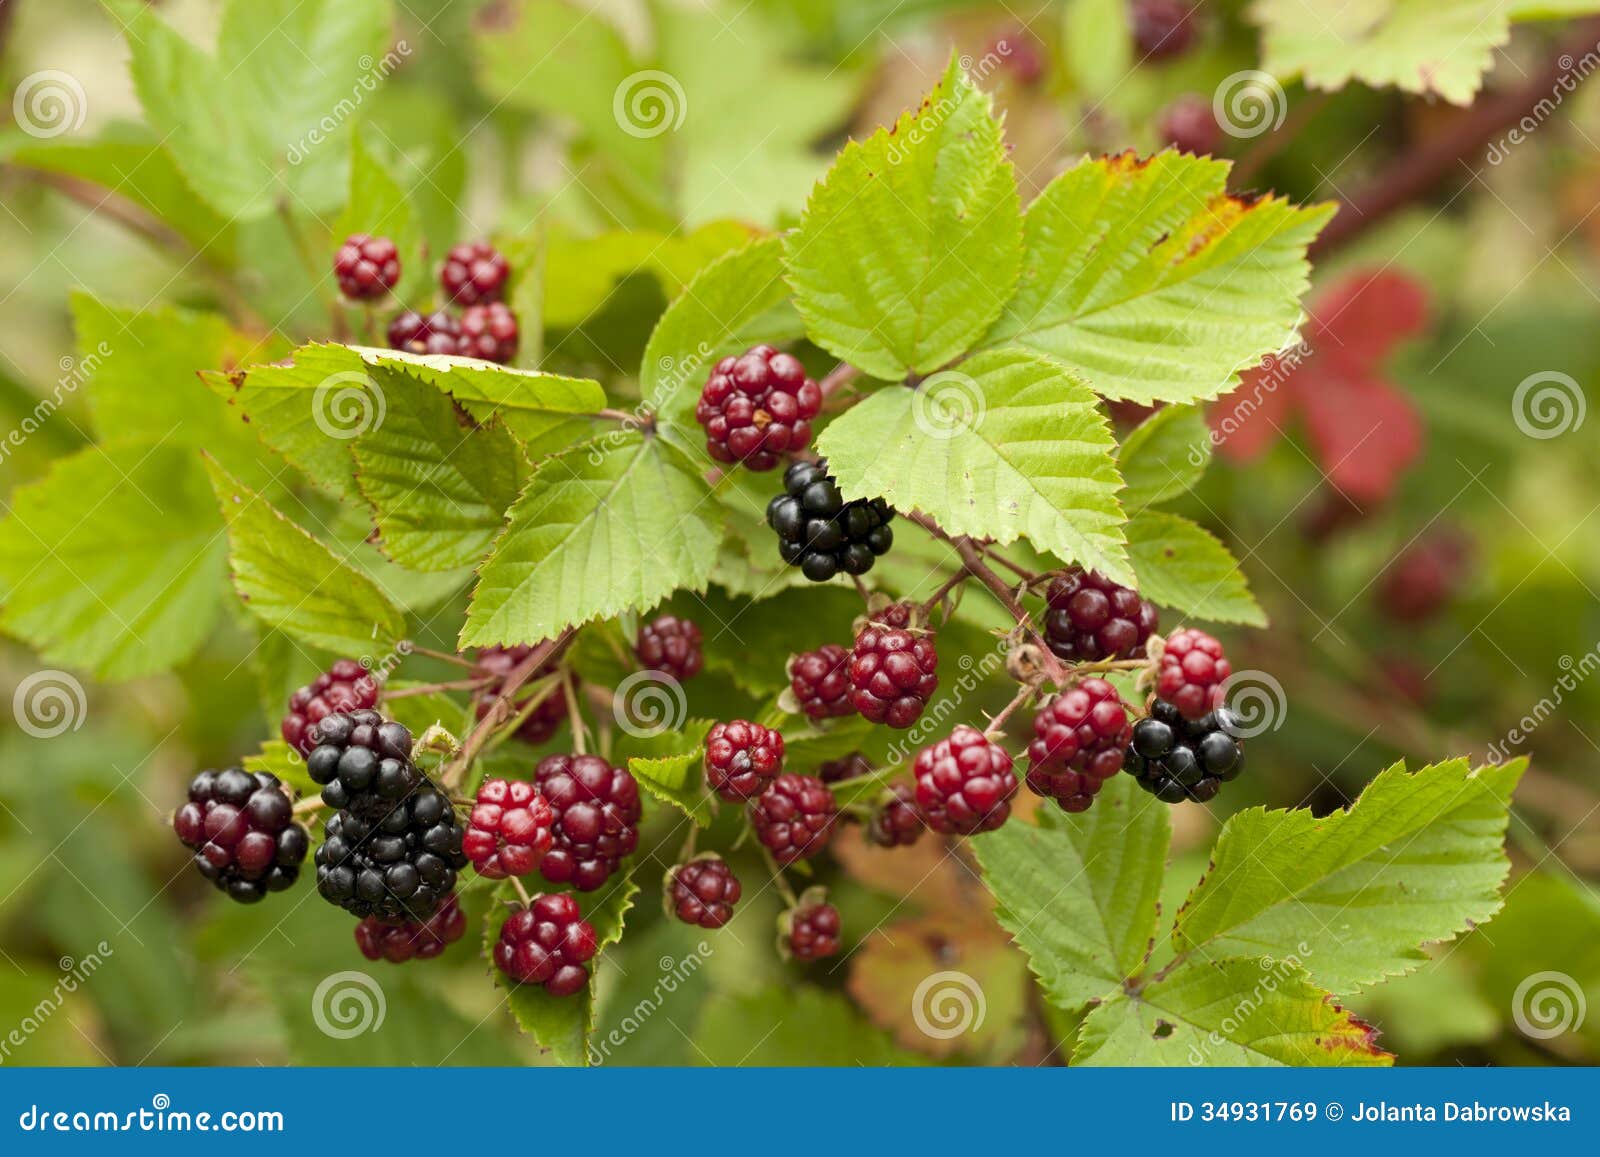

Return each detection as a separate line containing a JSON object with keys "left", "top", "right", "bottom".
{"left": 463, "top": 434, "right": 720, "bottom": 646}
{"left": 0, "top": 443, "right": 225, "bottom": 679}
{"left": 1126, "top": 511, "right": 1265, "bottom": 626}
{"left": 1172, "top": 758, "right": 1528, "bottom": 992}
{"left": 785, "top": 55, "right": 1022, "bottom": 381}
{"left": 815, "top": 346, "right": 1131, "bottom": 583}
{"left": 1118, "top": 405, "right": 1211, "bottom": 510}
{"left": 352, "top": 368, "right": 525, "bottom": 572}
{"left": 629, "top": 749, "right": 713, "bottom": 825}
{"left": 1075, "top": 957, "right": 1392, "bottom": 1066}
{"left": 974, "top": 775, "right": 1170, "bottom": 1012}
{"left": 204, "top": 457, "right": 408, "bottom": 657}
{"left": 984, "top": 151, "right": 1333, "bottom": 405}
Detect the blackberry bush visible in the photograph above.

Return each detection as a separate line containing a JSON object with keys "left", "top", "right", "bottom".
{"left": 174, "top": 769, "right": 308, "bottom": 904}
{"left": 766, "top": 461, "right": 894, "bottom": 581}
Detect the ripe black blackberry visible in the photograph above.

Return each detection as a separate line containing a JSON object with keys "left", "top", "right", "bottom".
{"left": 314, "top": 782, "right": 468, "bottom": 923}
{"left": 174, "top": 769, "right": 308, "bottom": 904}
{"left": 1131, "top": 0, "right": 1196, "bottom": 61}
{"left": 867, "top": 783, "right": 925, "bottom": 847}
{"left": 766, "top": 461, "right": 894, "bottom": 582}
{"left": 303, "top": 710, "right": 421, "bottom": 816}
{"left": 387, "top": 309, "right": 461, "bottom": 356}
{"left": 1025, "top": 678, "right": 1131, "bottom": 812}
{"left": 1125, "top": 700, "right": 1245, "bottom": 804}
{"left": 1043, "top": 568, "right": 1159, "bottom": 662}
{"left": 471, "top": 644, "right": 570, "bottom": 746}
{"left": 914, "top": 726, "right": 1018, "bottom": 835}
{"left": 440, "top": 240, "right": 510, "bottom": 305}
{"left": 354, "top": 893, "right": 467, "bottom": 963}
{"left": 535, "top": 754, "right": 641, "bottom": 891}
{"left": 848, "top": 626, "right": 938, "bottom": 728}
{"left": 749, "top": 774, "right": 837, "bottom": 865}
{"left": 636, "top": 614, "right": 704, "bottom": 682}
{"left": 334, "top": 234, "right": 400, "bottom": 300}
{"left": 494, "top": 893, "right": 597, "bottom": 996}
{"left": 695, "top": 344, "right": 822, "bottom": 470}
{"left": 788, "top": 643, "right": 854, "bottom": 719}
{"left": 281, "top": 658, "right": 379, "bottom": 755}
{"left": 668, "top": 856, "right": 742, "bottom": 929}
{"left": 458, "top": 302, "right": 519, "bottom": 363}
{"left": 704, "top": 719, "right": 785, "bottom": 802}
{"left": 784, "top": 901, "right": 841, "bottom": 960}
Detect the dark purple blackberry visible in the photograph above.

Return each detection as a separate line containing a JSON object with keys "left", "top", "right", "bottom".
{"left": 1131, "top": 0, "right": 1196, "bottom": 61}
{"left": 867, "top": 783, "right": 925, "bottom": 847}
{"left": 354, "top": 893, "right": 467, "bottom": 963}
{"left": 749, "top": 774, "right": 837, "bottom": 865}
{"left": 1024, "top": 678, "right": 1131, "bottom": 812}
{"left": 302, "top": 710, "right": 421, "bottom": 818}
{"left": 174, "top": 769, "right": 308, "bottom": 904}
{"left": 789, "top": 644, "right": 854, "bottom": 719}
{"left": 314, "top": 781, "right": 468, "bottom": 923}
{"left": 704, "top": 720, "right": 785, "bottom": 802}
{"left": 534, "top": 754, "right": 641, "bottom": 891}
{"left": 1043, "top": 567, "right": 1159, "bottom": 662}
{"left": 334, "top": 234, "right": 400, "bottom": 300}
{"left": 784, "top": 902, "right": 841, "bottom": 960}
{"left": 457, "top": 302, "right": 519, "bottom": 363}
{"left": 636, "top": 614, "right": 704, "bottom": 682}
{"left": 387, "top": 309, "right": 461, "bottom": 356}
{"left": 766, "top": 460, "right": 894, "bottom": 582}
{"left": 1125, "top": 700, "right": 1245, "bottom": 804}
{"left": 668, "top": 856, "right": 742, "bottom": 929}
{"left": 848, "top": 626, "right": 938, "bottom": 728}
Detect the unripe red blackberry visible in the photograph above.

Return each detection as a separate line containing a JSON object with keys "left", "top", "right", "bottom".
{"left": 667, "top": 856, "right": 742, "bottom": 929}
{"left": 1131, "top": 0, "right": 1196, "bottom": 61}
{"left": 1377, "top": 530, "right": 1472, "bottom": 622}
{"left": 788, "top": 643, "right": 854, "bottom": 719}
{"left": 282, "top": 658, "right": 379, "bottom": 755}
{"left": 463, "top": 778, "right": 553, "bottom": 879}
{"left": 1025, "top": 678, "right": 1131, "bottom": 812}
{"left": 457, "top": 302, "right": 519, "bottom": 363}
{"left": 1155, "top": 627, "right": 1232, "bottom": 720}
{"left": 354, "top": 893, "right": 467, "bottom": 963}
{"left": 387, "top": 309, "right": 461, "bottom": 356}
{"left": 1043, "top": 568, "right": 1158, "bottom": 662}
{"left": 334, "top": 233, "right": 400, "bottom": 300}
{"left": 535, "top": 754, "right": 640, "bottom": 891}
{"left": 704, "top": 720, "right": 784, "bottom": 802}
{"left": 784, "top": 901, "right": 841, "bottom": 960}
{"left": 494, "top": 892, "right": 597, "bottom": 996}
{"left": 471, "top": 644, "right": 570, "bottom": 746}
{"left": 749, "top": 774, "right": 837, "bottom": 865}
{"left": 440, "top": 239, "right": 510, "bottom": 305}
{"left": 174, "top": 769, "right": 309, "bottom": 903}
{"left": 914, "top": 725, "right": 1018, "bottom": 835}
{"left": 867, "top": 783, "right": 925, "bottom": 847}
{"left": 695, "top": 344, "right": 822, "bottom": 470}
{"left": 635, "top": 614, "right": 704, "bottom": 682}
{"left": 848, "top": 626, "right": 938, "bottom": 728}
{"left": 1159, "top": 93, "right": 1221, "bottom": 156}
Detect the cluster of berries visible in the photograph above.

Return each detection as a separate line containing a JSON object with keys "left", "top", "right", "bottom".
{"left": 332, "top": 234, "right": 520, "bottom": 364}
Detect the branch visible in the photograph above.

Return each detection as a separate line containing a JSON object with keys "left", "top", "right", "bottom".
{"left": 442, "top": 629, "right": 574, "bottom": 786}
{"left": 1313, "top": 18, "right": 1600, "bottom": 256}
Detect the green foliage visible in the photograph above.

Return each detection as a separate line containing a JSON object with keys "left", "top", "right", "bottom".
{"left": 1126, "top": 511, "right": 1266, "bottom": 627}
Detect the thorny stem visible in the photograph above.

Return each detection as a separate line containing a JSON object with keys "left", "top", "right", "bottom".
{"left": 917, "top": 569, "right": 971, "bottom": 618}
{"left": 984, "top": 682, "right": 1037, "bottom": 739}
{"left": 980, "top": 545, "right": 1039, "bottom": 583}
{"left": 443, "top": 629, "right": 575, "bottom": 788}
{"left": 380, "top": 676, "right": 495, "bottom": 698}
{"left": 406, "top": 644, "right": 476, "bottom": 670}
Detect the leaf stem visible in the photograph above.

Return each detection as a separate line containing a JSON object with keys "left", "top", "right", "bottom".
{"left": 380, "top": 676, "right": 495, "bottom": 699}
{"left": 442, "top": 629, "right": 575, "bottom": 788}
{"left": 562, "top": 668, "right": 590, "bottom": 755}
{"left": 509, "top": 875, "right": 534, "bottom": 906}
{"left": 406, "top": 644, "right": 476, "bottom": 670}
{"left": 818, "top": 362, "right": 860, "bottom": 399}
{"left": 761, "top": 847, "right": 800, "bottom": 907}
{"left": 917, "top": 569, "right": 970, "bottom": 618}
{"left": 984, "top": 682, "right": 1037, "bottom": 739}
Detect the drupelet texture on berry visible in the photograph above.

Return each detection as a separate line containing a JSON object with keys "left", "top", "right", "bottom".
{"left": 281, "top": 658, "right": 378, "bottom": 755}
{"left": 704, "top": 720, "right": 784, "bottom": 802}
{"left": 867, "top": 783, "right": 925, "bottom": 847}
{"left": 1156, "top": 627, "right": 1232, "bottom": 719}
{"left": 314, "top": 782, "right": 468, "bottom": 924}
{"left": 1025, "top": 678, "right": 1131, "bottom": 812}
{"left": 749, "top": 774, "right": 837, "bottom": 864}
{"left": 766, "top": 461, "right": 894, "bottom": 581}
{"left": 303, "top": 710, "right": 420, "bottom": 816}
{"left": 387, "top": 309, "right": 461, "bottom": 356}
{"left": 535, "top": 754, "right": 640, "bottom": 891}
{"left": 695, "top": 344, "right": 821, "bottom": 470}
{"left": 494, "top": 893, "right": 597, "bottom": 996}
{"left": 354, "top": 893, "right": 467, "bottom": 963}
{"left": 914, "top": 725, "right": 1018, "bottom": 835}
{"left": 440, "top": 240, "right": 510, "bottom": 305}
{"left": 463, "top": 778, "right": 553, "bottom": 879}
{"left": 849, "top": 626, "right": 938, "bottom": 728}
{"left": 789, "top": 643, "right": 854, "bottom": 719}
{"left": 174, "top": 769, "right": 308, "bottom": 904}
{"left": 668, "top": 856, "right": 742, "bottom": 929}
{"left": 1043, "top": 568, "right": 1159, "bottom": 662}
{"left": 785, "top": 902, "right": 842, "bottom": 960}
{"left": 1125, "top": 700, "right": 1245, "bottom": 804}
{"left": 471, "top": 644, "right": 571, "bottom": 746}
{"left": 636, "top": 614, "right": 704, "bottom": 682}
{"left": 334, "top": 234, "right": 400, "bottom": 300}
{"left": 457, "top": 302, "right": 519, "bottom": 363}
